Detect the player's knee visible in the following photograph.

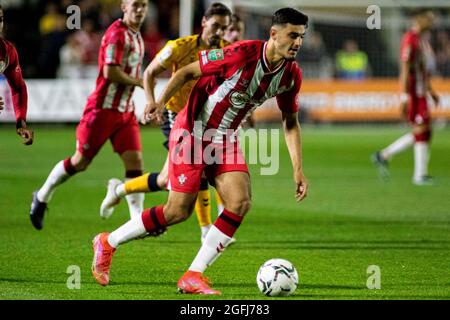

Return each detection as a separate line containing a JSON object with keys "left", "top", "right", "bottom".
{"left": 131, "top": 153, "right": 143, "bottom": 165}
{"left": 164, "top": 202, "right": 194, "bottom": 224}
{"left": 122, "top": 151, "right": 143, "bottom": 168}
{"left": 229, "top": 198, "right": 252, "bottom": 216}
{"left": 240, "top": 198, "right": 252, "bottom": 215}
{"left": 414, "top": 128, "right": 432, "bottom": 142}
{"left": 75, "top": 163, "right": 89, "bottom": 172}
{"left": 71, "top": 158, "right": 91, "bottom": 172}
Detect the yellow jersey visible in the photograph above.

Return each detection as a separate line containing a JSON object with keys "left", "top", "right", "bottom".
{"left": 156, "top": 34, "right": 229, "bottom": 113}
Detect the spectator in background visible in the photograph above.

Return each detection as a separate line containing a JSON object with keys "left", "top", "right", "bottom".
{"left": 79, "top": 0, "right": 102, "bottom": 28}
{"left": 57, "top": 14, "right": 102, "bottom": 79}
{"left": 335, "top": 39, "right": 369, "bottom": 80}
{"left": 436, "top": 30, "right": 450, "bottom": 77}
{"left": 73, "top": 18, "right": 102, "bottom": 66}
{"left": 98, "top": 0, "right": 123, "bottom": 29}
{"left": 57, "top": 32, "right": 83, "bottom": 78}
{"left": 168, "top": 5, "right": 180, "bottom": 39}
{"left": 142, "top": 19, "right": 166, "bottom": 64}
{"left": 438, "top": 44, "right": 450, "bottom": 77}
{"left": 421, "top": 31, "right": 437, "bottom": 76}
{"left": 37, "top": 13, "right": 67, "bottom": 78}
{"left": 297, "top": 31, "right": 332, "bottom": 79}
{"left": 223, "top": 13, "right": 245, "bottom": 43}
{"left": 39, "top": 2, "right": 65, "bottom": 36}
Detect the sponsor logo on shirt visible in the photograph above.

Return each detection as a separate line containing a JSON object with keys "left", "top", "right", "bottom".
{"left": 228, "top": 82, "right": 294, "bottom": 108}
{"left": 106, "top": 44, "right": 115, "bottom": 63}
{"left": 229, "top": 91, "right": 251, "bottom": 107}
{"left": 207, "top": 49, "right": 224, "bottom": 61}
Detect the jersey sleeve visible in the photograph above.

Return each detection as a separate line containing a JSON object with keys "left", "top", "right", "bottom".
{"left": 4, "top": 45, "right": 28, "bottom": 123}
{"left": 276, "top": 65, "right": 301, "bottom": 113}
{"left": 104, "top": 30, "right": 126, "bottom": 65}
{"left": 198, "top": 43, "right": 247, "bottom": 78}
{"left": 156, "top": 40, "right": 179, "bottom": 70}
{"left": 400, "top": 33, "right": 414, "bottom": 63}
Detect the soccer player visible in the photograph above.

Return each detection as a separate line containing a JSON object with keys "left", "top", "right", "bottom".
{"left": 0, "top": 5, "right": 33, "bottom": 145}
{"left": 99, "top": 3, "right": 232, "bottom": 242}
{"left": 214, "top": 13, "right": 247, "bottom": 215}
{"left": 91, "top": 8, "right": 309, "bottom": 295}
{"left": 372, "top": 9, "right": 439, "bottom": 185}
{"left": 29, "top": 0, "right": 148, "bottom": 230}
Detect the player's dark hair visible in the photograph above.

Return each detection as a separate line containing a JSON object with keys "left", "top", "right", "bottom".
{"left": 272, "top": 8, "right": 308, "bottom": 27}
{"left": 231, "top": 14, "right": 242, "bottom": 25}
{"left": 204, "top": 2, "right": 232, "bottom": 19}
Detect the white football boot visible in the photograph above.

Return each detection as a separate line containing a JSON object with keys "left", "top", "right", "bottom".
{"left": 100, "top": 178, "right": 122, "bottom": 219}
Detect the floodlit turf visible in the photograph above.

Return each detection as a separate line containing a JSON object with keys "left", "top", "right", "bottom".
{"left": 0, "top": 124, "right": 449, "bottom": 300}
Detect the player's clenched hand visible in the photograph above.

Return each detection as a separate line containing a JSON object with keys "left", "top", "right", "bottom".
{"left": 400, "top": 100, "right": 408, "bottom": 121}
{"left": 430, "top": 91, "right": 440, "bottom": 108}
{"left": 399, "top": 93, "right": 409, "bottom": 121}
{"left": 294, "top": 170, "right": 308, "bottom": 202}
{"left": 141, "top": 102, "right": 164, "bottom": 125}
{"left": 0, "top": 96, "right": 4, "bottom": 113}
{"left": 16, "top": 127, "right": 34, "bottom": 146}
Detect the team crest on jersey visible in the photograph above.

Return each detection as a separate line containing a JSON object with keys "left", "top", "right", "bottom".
{"left": 178, "top": 174, "right": 187, "bottom": 185}
{"left": 207, "top": 49, "right": 224, "bottom": 61}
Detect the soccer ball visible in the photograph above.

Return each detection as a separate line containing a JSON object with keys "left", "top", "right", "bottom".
{"left": 256, "top": 258, "right": 298, "bottom": 297}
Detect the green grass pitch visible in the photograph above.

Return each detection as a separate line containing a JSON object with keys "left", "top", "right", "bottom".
{"left": 0, "top": 124, "right": 449, "bottom": 300}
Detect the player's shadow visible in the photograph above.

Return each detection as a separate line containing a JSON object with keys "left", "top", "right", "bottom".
{"left": 0, "top": 277, "right": 64, "bottom": 285}
{"left": 299, "top": 284, "right": 365, "bottom": 290}
{"left": 239, "top": 239, "right": 450, "bottom": 251}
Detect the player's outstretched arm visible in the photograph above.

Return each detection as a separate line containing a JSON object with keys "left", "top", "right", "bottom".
{"left": 4, "top": 47, "right": 34, "bottom": 146}
{"left": 282, "top": 111, "right": 308, "bottom": 202}
{"left": 144, "top": 61, "right": 203, "bottom": 123}
{"left": 141, "top": 58, "right": 167, "bottom": 124}
{"left": 143, "top": 58, "right": 166, "bottom": 105}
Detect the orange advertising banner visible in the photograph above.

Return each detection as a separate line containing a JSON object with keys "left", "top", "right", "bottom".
{"left": 253, "top": 79, "right": 450, "bottom": 122}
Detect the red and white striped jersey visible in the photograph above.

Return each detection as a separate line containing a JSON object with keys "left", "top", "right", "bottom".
{"left": 85, "top": 19, "right": 144, "bottom": 113}
{"left": 400, "top": 30, "right": 426, "bottom": 97}
{"left": 178, "top": 40, "right": 302, "bottom": 141}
